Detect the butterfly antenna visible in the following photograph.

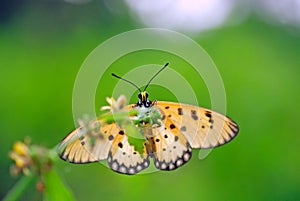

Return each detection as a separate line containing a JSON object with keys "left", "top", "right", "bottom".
{"left": 143, "top": 62, "right": 169, "bottom": 91}
{"left": 112, "top": 73, "right": 141, "bottom": 92}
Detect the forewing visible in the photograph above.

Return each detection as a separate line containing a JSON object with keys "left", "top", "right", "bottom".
{"left": 58, "top": 121, "right": 119, "bottom": 163}
{"left": 156, "top": 101, "right": 239, "bottom": 149}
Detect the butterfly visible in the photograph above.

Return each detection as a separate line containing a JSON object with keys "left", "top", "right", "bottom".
{"left": 58, "top": 63, "right": 239, "bottom": 175}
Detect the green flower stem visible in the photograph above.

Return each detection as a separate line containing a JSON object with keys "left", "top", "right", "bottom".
{"left": 3, "top": 174, "right": 35, "bottom": 201}
{"left": 98, "top": 110, "right": 139, "bottom": 124}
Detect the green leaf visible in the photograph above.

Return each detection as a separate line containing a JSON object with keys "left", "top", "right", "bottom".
{"left": 3, "top": 174, "right": 35, "bottom": 201}
{"left": 43, "top": 169, "right": 76, "bottom": 201}
{"left": 125, "top": 124, "right": 145, "bottom": 155}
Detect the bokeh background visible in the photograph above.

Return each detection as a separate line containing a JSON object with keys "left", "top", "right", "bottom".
{"left": 1, "top": 0, "right": 300, "bottom": 200}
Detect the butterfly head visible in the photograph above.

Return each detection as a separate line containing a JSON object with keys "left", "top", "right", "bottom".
{"left": 112, "top": 63, "right": 169, "bottom": 108}
{"left": 137, "top": 91, "right": 152, "bottom": 108}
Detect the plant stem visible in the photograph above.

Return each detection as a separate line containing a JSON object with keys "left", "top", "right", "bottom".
{"left": 3, "top": 174, "right": 35, "bottom": 201}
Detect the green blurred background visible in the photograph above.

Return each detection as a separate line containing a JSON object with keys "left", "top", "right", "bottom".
{"left": 1, "top": 0, "right": 300, "bottom": 200}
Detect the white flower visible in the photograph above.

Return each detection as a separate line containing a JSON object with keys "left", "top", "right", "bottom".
{"left": 101, "top": 95, "right": 127, "bottom": 112}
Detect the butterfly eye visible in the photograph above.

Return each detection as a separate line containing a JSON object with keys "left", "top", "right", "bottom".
{"left": 138, "top": 93, "right": 142, "bottom": 100}
{"left": 146, "top": 100, "right": 152, "bottom": 107}
{"left": 145, "top": 92, "right": 148, "bottom": 98}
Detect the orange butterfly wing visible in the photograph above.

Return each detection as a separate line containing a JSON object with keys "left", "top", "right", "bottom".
{"left": 155, "top": 101, "right": 239, "bottom": 149}
{"left": 149, "top": 118, "right": 192, "bottom": 170}
{"left": 58, "top": 121, "right": 116, "bottom": 163}
{"left": 58, "top": 120, "right": 149, "bottom": 174}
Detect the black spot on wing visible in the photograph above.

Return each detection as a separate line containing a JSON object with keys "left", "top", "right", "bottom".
{"left": 107, "top": 152, "right": 150, "bottom": 175}
{"left": 153, "top": 143, "right": 192, "bottom": 171}
{"left": 178, "top": 108, "right": 183, "bottom": 115}
{"left": 170, "top": 124, "right": 176, "bottom": 129}
{"left": 205, "top": 111, "right": 212, "bottom": 118}
{"left": 191, "top": 110, "right": 198, "bottom": 120}
{"left": 180, "top": 126, "right": 186, "bottom": 132}
{"left": 108, "top": 135, "right": 114, "bottom": 141}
